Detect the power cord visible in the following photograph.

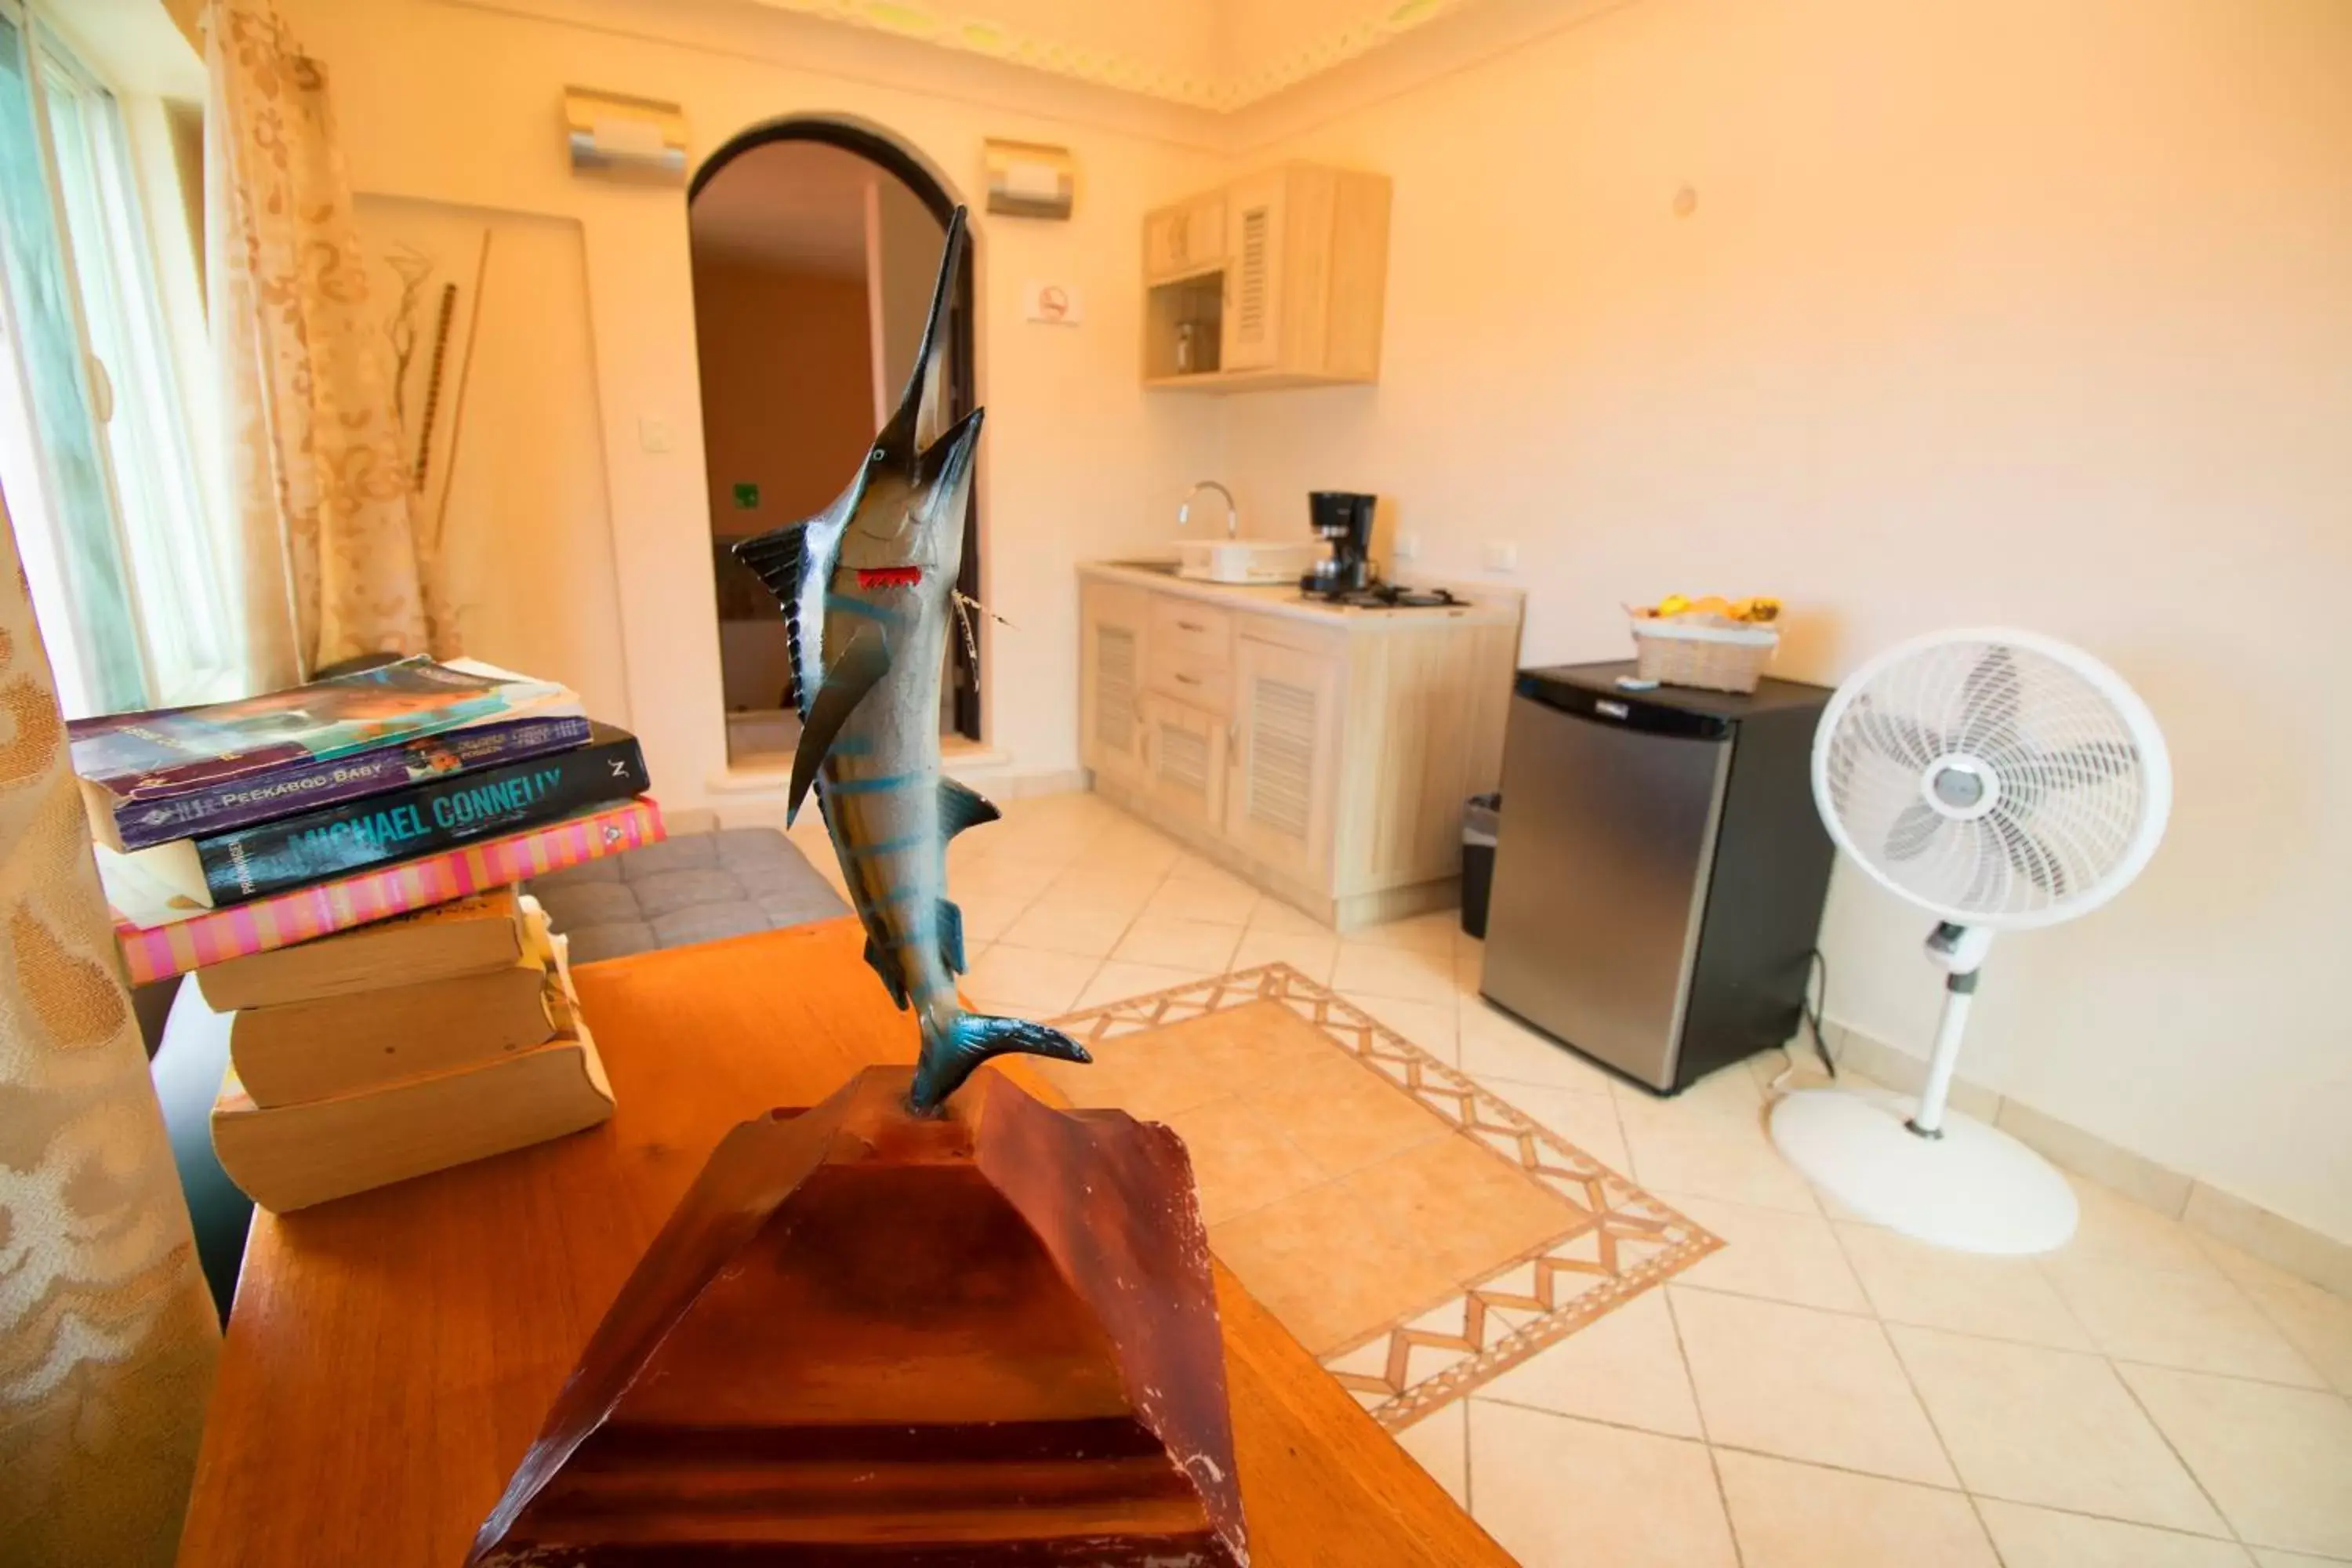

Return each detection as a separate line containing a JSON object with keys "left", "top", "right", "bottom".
{"left": 1766, "top": 948, "right": 1835, "bottom": 1097}
{"left": 1803, "top": 947, "right": 1834, "bottom": 1077}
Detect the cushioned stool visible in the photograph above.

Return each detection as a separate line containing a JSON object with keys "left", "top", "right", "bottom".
{"left": 528, "top": 826, "right": 848, "bottom": 964}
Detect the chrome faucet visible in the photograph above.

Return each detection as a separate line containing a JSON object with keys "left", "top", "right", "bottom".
{"left": 1178, "top": 480, "right": 1238, "bottom": 539}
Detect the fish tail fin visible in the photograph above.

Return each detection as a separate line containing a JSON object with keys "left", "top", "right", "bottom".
{"left": 909, "top": 1011, "right": 1091, "bottom": 1114}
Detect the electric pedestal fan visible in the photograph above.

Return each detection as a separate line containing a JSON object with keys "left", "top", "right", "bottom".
{"left": 1769, "top": 628, "right": 2171, "bottom": 1254}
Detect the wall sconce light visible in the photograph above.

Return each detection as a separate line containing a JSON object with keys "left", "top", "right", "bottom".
{"left": 985, "top": 139, "right": 1076, "bottom": 220}
{"left": 564, "top": 87, "right": 688, "bottom": 184}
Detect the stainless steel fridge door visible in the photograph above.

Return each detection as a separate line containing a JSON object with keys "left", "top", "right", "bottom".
{"left": 1479, "top": 693, "right": 1731, "bottom": 1090}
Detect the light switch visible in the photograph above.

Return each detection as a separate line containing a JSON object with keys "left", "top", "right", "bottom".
{"left": 1395, "top": 532, "right": 1421, "bottom": 562}
{"left": 638, "top": 416, "right": 673, "bottom": 453}
{"left": 1483, "top": 541, "right": 1518, "bottom": 573}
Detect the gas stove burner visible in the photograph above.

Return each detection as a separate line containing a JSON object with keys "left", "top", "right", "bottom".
{"left": 1312, "top": 581, "right": 1464, "bottom": 610}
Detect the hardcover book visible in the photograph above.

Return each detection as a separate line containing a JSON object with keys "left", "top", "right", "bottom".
{"left": 100, "top": 724, "right": 646, "bottom": 909}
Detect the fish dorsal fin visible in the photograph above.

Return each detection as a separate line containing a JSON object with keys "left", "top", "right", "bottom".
{"left": 788, "top": 624, "right": 891, "bottom": 824}
{"left": 938, "top": 899, "right": 966, "bottom": 975}
{"left": 734, "top": 521, "right": 818, "bottom": 713}
{"left": 938, "top": 777, "right": 999, "bottom": 840}
{"left": 871, "top": 207, "right": 968, "bottom": 477}
{"left": 731, "top": 521, "right": 808, "bottom": 604}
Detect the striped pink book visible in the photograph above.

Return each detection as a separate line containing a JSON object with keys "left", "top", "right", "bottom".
{"left": 112, "top": 797, "right": 666, "bottom": 986}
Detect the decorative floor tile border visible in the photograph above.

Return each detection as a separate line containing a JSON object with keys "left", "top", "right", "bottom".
{"left": 1052, "top": 963, "right": 1724, "bottom": 1432}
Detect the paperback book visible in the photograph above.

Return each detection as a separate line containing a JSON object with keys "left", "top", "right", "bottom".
{"left": 71, "top": 657, "right": 581, "bottom": 829}
{"left": 101, "top": 724, "right": 647, "bottom": 909}
{"left": 93, "top": 715, "right": 593, "bottom": 851}
{"left": 107, "top": 796, "right": 666, "bottom": 985}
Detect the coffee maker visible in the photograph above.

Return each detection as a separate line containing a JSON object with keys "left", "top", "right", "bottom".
{"left": 1301, "top": 491, "right": 1376, "bottom": 598}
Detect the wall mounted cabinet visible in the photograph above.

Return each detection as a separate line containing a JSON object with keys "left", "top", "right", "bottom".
{"left": 1140, "top": 164, "right": 1392, "bottom": 394}
{"left": 1143, "top": 193, "right": 1228, "bottom": 283}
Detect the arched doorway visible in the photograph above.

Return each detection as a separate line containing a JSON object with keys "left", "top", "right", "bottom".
{"left": 689, "top": 120, "right": 980, "bottom": 767}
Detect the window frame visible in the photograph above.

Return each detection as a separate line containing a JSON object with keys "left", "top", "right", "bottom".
{"left": 0, "top": 0, "right": 232, "bottom": 715}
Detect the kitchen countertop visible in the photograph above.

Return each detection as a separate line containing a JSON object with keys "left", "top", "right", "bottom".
{"left": 1079, "top": 559, "right": 1522, "bottom": 631}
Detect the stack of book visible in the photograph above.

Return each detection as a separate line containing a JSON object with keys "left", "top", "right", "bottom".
{"left": 71, "top": 657, "right": 668, "bottom": 1210}
{"left": 203, "top": 888, "right": 615, "bottom": 1211}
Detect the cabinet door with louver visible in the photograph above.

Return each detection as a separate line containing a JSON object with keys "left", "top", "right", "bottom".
{"left": 1080, "top": 586, "right": 1149, "bottom": 786}
{"left": 1226, "top": 637, "right": 1338, "bottom": 884}
{"left": 1140, "top": 693, "right": 1227, "bottom": 833}
{"left": 1219, "top": 171, "right": 1287, "bottom": 372}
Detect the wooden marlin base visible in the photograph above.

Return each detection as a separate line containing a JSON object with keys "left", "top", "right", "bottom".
{"left": 467, "top": 1064, "right": 1250, "bottom": 1566}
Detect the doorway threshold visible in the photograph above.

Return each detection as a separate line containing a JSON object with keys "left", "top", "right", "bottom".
{"left": 707, "top": 739, "right": 1009, "bottom": 800}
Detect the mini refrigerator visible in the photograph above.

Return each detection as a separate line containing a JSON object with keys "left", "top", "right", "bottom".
{"left": 1479, "top": 662, "right": 1836, "bottom": 1094}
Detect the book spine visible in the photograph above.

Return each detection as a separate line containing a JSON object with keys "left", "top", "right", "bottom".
{"left": 114, "top": 797, "right": 666, "bottom": 984}
{"left": 196, "top": 735, "right": 650, "bottom": 905}
{"left": 111, "top": 717, "right": 594, "bottom": 850}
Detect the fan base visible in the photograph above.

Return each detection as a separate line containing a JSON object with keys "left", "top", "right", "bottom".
{"left": 1769, "top": 1087, "right": 2078, "bottom": 1255}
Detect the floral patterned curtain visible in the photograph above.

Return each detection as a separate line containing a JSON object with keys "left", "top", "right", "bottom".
{"left": 0, "top": 481, "right": 220, "bottom": 1561}
{"left": 205, "top": 0, "right": 453, "bottom": 686}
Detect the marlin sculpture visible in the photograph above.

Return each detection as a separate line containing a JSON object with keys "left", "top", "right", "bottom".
{"left": 734, "top": 209, "right": 1088, "bottom": 1114}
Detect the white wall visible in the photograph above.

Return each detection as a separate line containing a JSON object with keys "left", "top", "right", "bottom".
{"left": 1222, "top": 0, "right": 2352, "bottom": 1240}
{"left": 869, "top": 175, "right": 943, "bottom": 426}
{"left": 350, "top": 196, "right": 633, "bottom": 729}
{"left": 281, "top": 0, "right": 1227, "bottom": 800}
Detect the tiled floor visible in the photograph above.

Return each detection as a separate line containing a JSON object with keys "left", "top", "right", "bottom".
{"left": 777, "top": 789, "right": 2352, "bottom": 1567}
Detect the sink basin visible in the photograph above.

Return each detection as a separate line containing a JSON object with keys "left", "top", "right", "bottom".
{"left": 1171, "top": 539, "right": 1323, "bottom": 585}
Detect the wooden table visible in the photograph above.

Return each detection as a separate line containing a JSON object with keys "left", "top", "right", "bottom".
{"left": 178, "top": 919, "right": 1515, "bottom": 1566}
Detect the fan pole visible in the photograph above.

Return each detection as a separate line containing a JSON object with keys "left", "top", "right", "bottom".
{"left": 1910, "top": 971, "right": 1977, "bottom": 1138}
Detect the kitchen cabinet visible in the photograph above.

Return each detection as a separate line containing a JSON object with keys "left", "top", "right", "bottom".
{"left": 1218, "top": 170, "right": 1287, "bottom": 373}
{"left": 1142, "top": 193, "right": 1227, "bottom": 283}
{"left": 1079, "top": 583, "right": 1149, "bottom": 787}
{"left": 1139, "top": 163, "right": 1391, "bottom": 394}
{"left": 1227, "top": 634, "right": 1339, "bottom": 885}
{"left": 1139, "top": 692, "right": 1229, "bottom": 834}
{"left": 1077, "top": 565, "right": 1521, "bottom": 931}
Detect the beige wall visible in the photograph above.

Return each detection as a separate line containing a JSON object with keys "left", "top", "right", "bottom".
{"left": 1224, "top": 0, "right": 2352, "bottom": 1241}
{"left": 270, "top": 0, "right": 2352, "bottom": 1243}
{"left": 691, "top": 261, "right": 873, "bottom": 539}
{"left": 279, "top": 0, "right": 1228, "bottom": 798}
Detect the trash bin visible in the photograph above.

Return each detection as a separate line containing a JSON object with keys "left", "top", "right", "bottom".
{"left": 1461, "top": 793, "right": 1501, "bottom": 939}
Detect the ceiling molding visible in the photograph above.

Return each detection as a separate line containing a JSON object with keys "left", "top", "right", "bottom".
{"left": 447, "top": 0, "right": 1232, "bottom": 154}
{"left": 742, "top": 0, "right": 1495, "bottom": 113}
{"left": 444, "top": 0, "right": 1637, "bottom": 158}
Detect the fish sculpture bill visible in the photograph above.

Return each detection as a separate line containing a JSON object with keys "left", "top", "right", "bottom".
{"left": 733, "top": 208, "right": 1089, "bottom": 1114}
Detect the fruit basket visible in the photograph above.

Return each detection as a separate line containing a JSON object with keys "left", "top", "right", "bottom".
{"left": 1627, "top": 595, "right": 1781, "bottom": 695}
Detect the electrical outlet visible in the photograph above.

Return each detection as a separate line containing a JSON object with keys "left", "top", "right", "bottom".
{"left": 639, "top": 416, "right": 673, "bottom": 454}
{"left": 1483, "top": 541, "right": 1518, "bottom": 573}
{"left": 1395, "top": 531, "right": 1421, "bottom": 562}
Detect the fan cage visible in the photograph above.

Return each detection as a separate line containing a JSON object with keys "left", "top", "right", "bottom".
{"left": 1812, "top": 629, "right": 2172, "bottom": 929}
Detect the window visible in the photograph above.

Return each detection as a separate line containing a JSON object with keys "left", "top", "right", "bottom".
{"left": 0, "top": 3, "right": 230, "bottom": 717}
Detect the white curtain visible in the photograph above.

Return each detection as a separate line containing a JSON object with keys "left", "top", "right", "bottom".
{"left": 0, "top": 480, "right": 220, "bottom": 1563}
{"left": 205, "top": 0, "right": 455, "bottom": 686}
